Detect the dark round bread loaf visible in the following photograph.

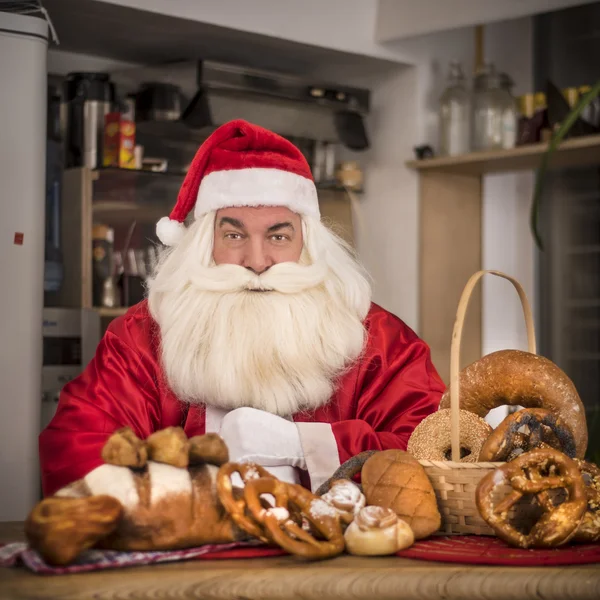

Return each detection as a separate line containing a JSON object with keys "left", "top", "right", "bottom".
{"left": 439, "top": 349, "right": 587, "bottom": 459}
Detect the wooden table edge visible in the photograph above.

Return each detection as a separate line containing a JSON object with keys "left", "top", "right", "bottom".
{"left": 1, "top": 522, "right": 599, "bottom": 600}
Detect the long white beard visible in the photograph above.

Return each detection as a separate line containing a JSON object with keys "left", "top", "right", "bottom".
{"left": 147, "top": 213, "right": 371, "bottom": 416}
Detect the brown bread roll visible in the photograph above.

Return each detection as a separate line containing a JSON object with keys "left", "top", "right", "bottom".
{"left": 438, "top": 349, "right": 587, "bottom": 459}
{"left": 361, "top": 449, "right": 441, "bottom": 539}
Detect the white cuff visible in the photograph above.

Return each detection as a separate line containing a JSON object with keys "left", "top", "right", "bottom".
{"left": 261, "top": 465, "right": 301, "bottom": 485}
{"left": 296, "top": 422, "right": 340, "bottom": 493}
{"left": 218, "top": 407, "right": 306, "bottom": 469}
{"left": 205, "top": 405, "right": 228, "bottom": 434}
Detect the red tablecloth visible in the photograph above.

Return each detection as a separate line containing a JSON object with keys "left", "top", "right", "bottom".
{"left": 397, "top": 535, "right": 600, "bottom": 566}
{"left": 1, "top": 536, "right": 599, "bottom": 574}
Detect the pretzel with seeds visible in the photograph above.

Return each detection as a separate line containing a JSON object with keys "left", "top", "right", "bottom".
{"left": 574, "top": 459, "right": 600, "bottom": 543}
{"left": 476, "top": 448, "right": 587, "bottom": 548}
{"left": 243, "top": 477, "right": 345, "bottom": 560}
{"left": 478, "top": 408, "right": 576, "bottom": 462}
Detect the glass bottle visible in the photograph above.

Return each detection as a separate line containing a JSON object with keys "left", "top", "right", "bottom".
{"left": 533, "top": 92, "right": 550, "bottom": 142}
{"left": 438, "top": 61, "right": 470, "bottom": 156}
{"left": 499, "top": 72, "right": 518, "bottom": 150}
{"left": 517, "top": 93, "right": 536, "bottom": 145}
{"left": 472, "top": 64, "right": 519, "bottom": 151}
{"left": 472, "top": 64, "right": 505, "bottom": 151}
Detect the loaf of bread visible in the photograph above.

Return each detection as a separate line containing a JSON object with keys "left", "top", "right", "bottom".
{"left": 438, "top": 350, "right": 588, "bottom": 459}
{"left": 361, "top": 449, "right": 441, "bottom": 539}
{"left": 25, "top": 428, "right": 242, "bottom": 565}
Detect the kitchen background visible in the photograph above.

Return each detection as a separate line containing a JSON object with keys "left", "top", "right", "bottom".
{"left": 0, "top": 0, "right": 599, "bottom": 520}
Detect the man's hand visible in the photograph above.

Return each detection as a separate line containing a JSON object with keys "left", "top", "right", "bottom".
{"left": 218, "top": 407, "right": 306, "bottom": 470}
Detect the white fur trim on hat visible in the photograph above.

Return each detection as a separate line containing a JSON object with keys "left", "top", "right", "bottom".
{"left": 194, "top": 168, "right": 319, "bottom": 219}
{"left": 156, "top": 216, "right": 186, "bottom": 246}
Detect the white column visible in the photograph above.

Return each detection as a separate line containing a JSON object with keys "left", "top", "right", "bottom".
{"left": 0, "top": 12, "right": 48, "bottom": 520}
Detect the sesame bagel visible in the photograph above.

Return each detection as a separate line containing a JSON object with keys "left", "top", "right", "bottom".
{"left": 407, "top": 409, "right": 492, "bottom": 463}
{"left": 438, "top": 349, "right": 587, "bottom": 459}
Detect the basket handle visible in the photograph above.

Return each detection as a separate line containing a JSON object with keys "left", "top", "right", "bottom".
{"left": 449, "top": 270, "right": 536, "bottom": 462}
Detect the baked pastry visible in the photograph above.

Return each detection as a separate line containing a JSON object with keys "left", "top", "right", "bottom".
{"left": 25, "top": 428, "right": 242, "bottom": 565}
{"left": 189, "top": 433, "right": 229, "bottom": 466}
{"left": 475, "top": 448, "right": 587, "bottom": 548}
{"left": 573, "top": 459, "right": 600, "bottom": 543}
{"left": 321, "top": 479, "right": 366, "bottom": 525}
{"left": 25, "top": 496, "right": 123, "bottom": 566}
{"left": 344, "top": 505, "right": 414, "bottom": 555}
{"left": 407, "top": 408, "right": 492, "bottom": 462}
{"left": 478, "top": 408, "right": 576, "bottom": 462}
{"left": 146, "top": 426, "right": 190, "bottom": 468}
{"left": 240, "top": 476, "right": 345, "bottom": 560}
{"left": 438, "top": 350, "right": 588, "bottom": 458}
{"left": 361, "top": 449, "right": 441, "bottom": 539}
{"left": 101, "top": 427, "right": 148, "bottom": 468}
{"left": 315, "top": 451, "right": 377, "bottom": 497}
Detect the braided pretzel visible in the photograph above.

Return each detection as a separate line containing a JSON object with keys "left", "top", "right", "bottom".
{"left": 574, "top": 459, "right": 600, "bottom": 543}
{"left": 479, "top": 408, "right": 576, "bottom": 462}
{"left": 476, "top": 448, "right": 587, "bottom": 548}
{"left": 244, "top": 477, "right": 345, "bottom": 560}
{"left": 216, "top": 463, "right": 275, "bottom": 543}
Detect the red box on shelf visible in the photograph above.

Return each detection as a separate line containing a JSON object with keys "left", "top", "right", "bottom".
{"left": 103, "top": 113, "right": 136, "bottom": 169}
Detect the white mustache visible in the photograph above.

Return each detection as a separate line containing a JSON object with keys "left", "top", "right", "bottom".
{"left": 186, "top": 261, "right": 329, "bottom": 294}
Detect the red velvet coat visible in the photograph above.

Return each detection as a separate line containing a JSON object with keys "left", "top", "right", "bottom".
{"left": 39, "top": 301, "right": 444, "bottom": 496}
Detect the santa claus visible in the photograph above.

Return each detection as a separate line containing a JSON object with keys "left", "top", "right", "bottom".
{"left": 39, "top": 119, "right": 444, "bottom": 495}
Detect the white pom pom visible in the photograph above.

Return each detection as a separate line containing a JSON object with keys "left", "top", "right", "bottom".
{"left": 156, "top": 217, "right": 186, "bottom": 246}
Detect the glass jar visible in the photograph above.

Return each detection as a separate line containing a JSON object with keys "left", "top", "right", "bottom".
{"left": 499, "top": 72, "right": 518, "bottom": 150}
{"left": 335, "top": 161, "right": 363, "bottom": 191}
{"left": 438, "top": 61, "right": 471, "bottom": 156}
{"left": 472, "top": 64, "right": 518, "bottom": 151}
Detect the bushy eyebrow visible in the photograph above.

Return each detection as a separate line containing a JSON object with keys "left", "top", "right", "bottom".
{"left": 267, "top": 222, "right": 294, "bottom": 233}
{"left": 218, "top": 218, "right": 295, "bottom": 233}
{"left": 219, "top": 217, "right": 245, "bottom": 229}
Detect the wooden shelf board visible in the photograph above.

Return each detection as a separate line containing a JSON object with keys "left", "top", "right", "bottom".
{"left": 95, "top": 307, "right": 129, "bottom": 317}
{"left": 92, "top": 201, "right": 168, "bottom": 224}
{"left": 406, "top": 134, "right": 600, "bottom": 175}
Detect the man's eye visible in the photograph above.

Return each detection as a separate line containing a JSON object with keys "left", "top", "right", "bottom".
{"left": 225, "top": 233, "right": 243, "bottom": 240}
{"left": 271, "top": 235, "right": 289, "bottom": 242}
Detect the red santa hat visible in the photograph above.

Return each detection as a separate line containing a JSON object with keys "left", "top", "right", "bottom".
{"left": 156, "top": 119, "right": 319, "bottom": 246}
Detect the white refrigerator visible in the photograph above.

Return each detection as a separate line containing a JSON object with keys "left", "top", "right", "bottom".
{"left": 0, "top": 10, "right": 48, "bottom": 520}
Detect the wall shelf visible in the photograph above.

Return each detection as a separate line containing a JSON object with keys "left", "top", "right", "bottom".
{"left": 93, "top": 167, "right": 362, "bottom": 196}
{"left": 408, "top": 133, "right": 600, "bottom": 384}
{"left": 406, "top": 134, "right": 600, "bottom": 176}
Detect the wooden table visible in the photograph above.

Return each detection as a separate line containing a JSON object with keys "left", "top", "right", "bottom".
{"left": 1, "top": 521, "right": 599, "bottom": 600}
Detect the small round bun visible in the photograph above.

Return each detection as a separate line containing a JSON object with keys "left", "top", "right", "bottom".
{"left": 344, "top": 506, "right": 414, "bottom": 556}
{"left": 321, "top": 479, "right": 366, "bottom": 525}
{"left": 407, "top": 409, "right": 492, "bottom": 462}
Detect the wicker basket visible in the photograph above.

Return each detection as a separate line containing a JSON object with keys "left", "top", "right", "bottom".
{"left": 420, "top": 269, "right": 539, "bottom": 536}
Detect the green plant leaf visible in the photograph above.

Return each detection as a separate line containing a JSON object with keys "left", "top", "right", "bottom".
{"left": 531, "top": 81, "right": 600, "bottom": 250}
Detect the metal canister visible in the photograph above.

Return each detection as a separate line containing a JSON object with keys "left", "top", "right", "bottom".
{"left": 63, "top": 72, "right": 114, "bottom": 168}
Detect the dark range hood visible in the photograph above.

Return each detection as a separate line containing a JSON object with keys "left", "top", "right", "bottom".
{"left": 111, "top": 60, "right": 371, "bottom": 150}
{"left": 191, "top": 60, "right": 369, "bottom": 113}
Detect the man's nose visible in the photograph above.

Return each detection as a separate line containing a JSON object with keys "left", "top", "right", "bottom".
{"left": 242, "top": 240, "right": 273, "bottom": 275}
